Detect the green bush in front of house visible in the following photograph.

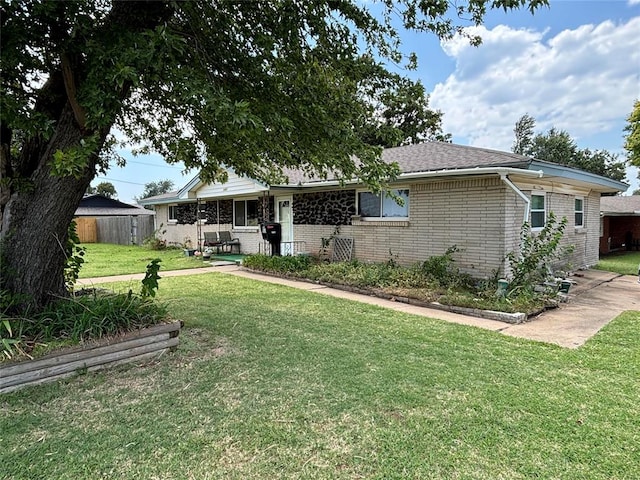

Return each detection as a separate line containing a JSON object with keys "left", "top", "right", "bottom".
{"left": 243, "top": 250, "right": 549, "bottom": 314}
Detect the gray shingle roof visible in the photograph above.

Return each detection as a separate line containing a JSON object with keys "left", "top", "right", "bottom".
{"left": 282, "top": 141, "right": 531, "bottom": 185}
{"left": 600, "top": 196, "right": 640, "bottom": 214}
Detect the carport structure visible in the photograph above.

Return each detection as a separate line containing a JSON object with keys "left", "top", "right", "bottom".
{"left": 600, "top": 196, "right": 640, "bottom": 254}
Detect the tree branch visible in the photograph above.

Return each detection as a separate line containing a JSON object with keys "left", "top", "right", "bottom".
{"left": 61, "top": 52, "right": 87, "bottom": 132}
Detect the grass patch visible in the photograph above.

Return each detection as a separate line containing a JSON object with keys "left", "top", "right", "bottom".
{"left": 1, "top": 273, "right": 638, "bottom": 479}
{"left": 595, "top": 251, "right": 640, "bottom": 276}
{"left": 79, "top": 243, "right": 209, "bottom": 278}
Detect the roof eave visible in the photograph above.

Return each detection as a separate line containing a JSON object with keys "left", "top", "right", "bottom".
{"left": 529, "top": 160, "right": 628, "bottom": 193}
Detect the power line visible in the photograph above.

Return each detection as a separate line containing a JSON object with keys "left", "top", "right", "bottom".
{"left": 115, "top": 159, "right": 184, "bottom": 169}
{"left": 95, "top": 177, "right": 147, "bottom": 186}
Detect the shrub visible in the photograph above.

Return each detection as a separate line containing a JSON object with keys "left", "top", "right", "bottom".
{"left": 243, "top": 254, "right": 312, "bottom": 274}
{"left": 20, "top": 291, "right": 168, "bottom": 343}
{"left": 143, "top": 223, "right": 167, "bottom": 250}
{"left": 64, "top": 220, "right": 86, "bottom": 291}
{"left": 420, "top": 246, "right": 472, "bottom": 289}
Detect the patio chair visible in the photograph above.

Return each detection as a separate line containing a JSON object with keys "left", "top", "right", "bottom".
{"left": 203, "top": 232, "right": 222, "bottom": 252}
{"left": 218, "top": 231, "right": 241, "bottom": 254}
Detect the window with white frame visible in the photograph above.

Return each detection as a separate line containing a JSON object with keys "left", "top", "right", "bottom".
{"left": 234, "top": 199, "right": 259, "bottom": 227}
{"left": 358, "top": 189, "right": 409, "bottom": 219}
{"left": 168, "top": 205, "right": 178, "bottom": 222}
{"left": 530, "top": 193, "right": 546, "bottom": 229}
{"left": 574, "top": 197, "right": 584, "bottom": 227}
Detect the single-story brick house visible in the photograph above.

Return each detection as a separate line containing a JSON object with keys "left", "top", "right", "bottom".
{"left": 599, "top": 195, "right": 640, "bottom": 254}
{"left": 139, "top": 142, "right": 626, "bottom": 278}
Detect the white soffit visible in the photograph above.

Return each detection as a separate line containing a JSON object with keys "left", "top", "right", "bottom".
{"left": 194, "top": 170, "right": 268, "bottom": 199}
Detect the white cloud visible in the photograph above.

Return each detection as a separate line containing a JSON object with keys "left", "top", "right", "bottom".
{"left": 629, "top": 0, "right": 640, "bottom": 5}
{"left": 430, "top": 17, "right": 640, "bottom": 153}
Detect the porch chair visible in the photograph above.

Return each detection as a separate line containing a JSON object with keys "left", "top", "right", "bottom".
{"left": 218, "top": 231, "right": 241, "bottom": 254}
{"left": 203, "top": 232, "right": 222, "bottom": 252}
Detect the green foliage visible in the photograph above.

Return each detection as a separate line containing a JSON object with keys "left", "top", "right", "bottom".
{"left": 136, "top": 179, "right": 175, "bottom": 201}
{"left": 512, "top": 113, "right": 535, "bottom": 155}
{"left": 420, "top": 245, "right": 472, "bottom": 288}
{"left": 140, "top": 259, "right": 162, "bottom": 298}
{"left": 1, "top": 0, "right": 549, "bottom": 312}
{"left": 63, "top": 221, "right": 86, "bottom": 292}
{"left": 2, "top": 0, "right": 549, "bottom": 194}
{"left": 1, "top": 318, "right": 21, "bottom": 359}
{"left": 19, "top": 291, "right": 168, "bottom": 343}
{"left": 357, "top": 79, "right": 452, "bottom": 147}
{"left": 243, "top": 254, "right": 312, "bottom": 275}
{"left": 243, "top": 246, "right": 557, "bottom": 314}
{"left": 595, "top": 251, "right": 640, "bottom": 276}
{"left": 623, "top": 99, "right": 640, "bottom": 168}
{"left": 87, "top": 181, "right": 117, "bottom": 199}
{"left": 143, "top": 223, "right": 167, "bottom": 250}
{"left": 511, "top": 115, "right": 627, "bottom": 181}
{"left": 50, "top": 136, "right": 100, "bottom": 179}
{"left": 506, "top": 212, "right": 573, "bottom": 293}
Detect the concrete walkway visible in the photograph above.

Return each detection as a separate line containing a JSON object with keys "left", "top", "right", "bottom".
{"left": 78, "top": 265, "right": 640, "bottom": 349}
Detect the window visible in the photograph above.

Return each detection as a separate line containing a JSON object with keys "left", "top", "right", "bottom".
{"left": 358, "top": 189, "right": 409, "bottom": 218}
{"left": 168, "top": 205, "right": 177, "bottom": 222}
{"left": 574, "top": 197, "right": 584, "bottom": 227}
{"left": 530, "top": 194, "right": 545, "bottom": 229}
{"left": 234, "top": 199, "right": 259, "bottom": 227}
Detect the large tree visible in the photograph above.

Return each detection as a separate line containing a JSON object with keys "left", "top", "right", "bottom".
{"left": 623, "top": 99, "right": 640, "bottom": 171}
{"left": 511, "top": 115, "right": 627, "bottom": 181}
{"left": 136, "top": 179, "right": 175, "bottom": 201}
{"left": 87, "top": 181, "right": 117, "bottom": 199}
{"left": 1, "top": 0, "right": 547, "bottom": 309}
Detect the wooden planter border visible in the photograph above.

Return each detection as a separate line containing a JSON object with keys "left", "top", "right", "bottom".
{"left": 0, "top": 321, "right": 182, "bottom": 394}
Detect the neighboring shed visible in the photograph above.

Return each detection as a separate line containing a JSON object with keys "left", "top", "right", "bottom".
{"left": 599, "top": 196, "right": 640, "bottom": 254}
{"left": 75, "top": 194, "right": 155, "bottom": 245}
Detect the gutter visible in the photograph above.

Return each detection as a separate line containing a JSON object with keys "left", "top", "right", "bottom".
{"left": 278, "top": 166, "right": 545, "bottom": 189}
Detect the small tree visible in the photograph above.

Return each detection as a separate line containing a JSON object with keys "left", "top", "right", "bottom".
{"left": 506, "top": 212, "right": 574, "bottom": 293}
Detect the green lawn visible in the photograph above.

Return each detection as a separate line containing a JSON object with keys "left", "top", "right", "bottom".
{"left": 79, "top": 243, "right": 209, "bottom": 278}
{"left": 595, "top": 251, "right": 640, "bottom": 276}
{"left": 1, "top": 273, "right": 638, "bottom": 479}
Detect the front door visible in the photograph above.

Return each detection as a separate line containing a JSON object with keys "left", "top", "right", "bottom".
{"left": 276, "top": 196, "right": 293, "bottom": 255}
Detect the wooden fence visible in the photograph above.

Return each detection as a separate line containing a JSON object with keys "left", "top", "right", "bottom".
{"left": 75, "top": 217, "right": 97, "bottom": 243}
{"left": 76, "top": 216, "right": 154, "bottom": 245}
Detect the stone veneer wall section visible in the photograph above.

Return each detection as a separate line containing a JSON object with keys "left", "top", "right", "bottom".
{"left": 176, "top": 203, "right": 197, "bottom": 224}
{"left": 293, "top": 190, "right": 356, "bottom": 225}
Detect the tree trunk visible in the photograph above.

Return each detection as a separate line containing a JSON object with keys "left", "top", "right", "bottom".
{"left": 0, "top": 1, "right": 174, "bottom": 310}
{"left": 1, "top": 105, "right": 106, "bottom": 307}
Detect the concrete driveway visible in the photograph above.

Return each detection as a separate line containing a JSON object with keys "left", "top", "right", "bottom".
{"left": 501, "top": 269, "right": 639, "bottom": 348}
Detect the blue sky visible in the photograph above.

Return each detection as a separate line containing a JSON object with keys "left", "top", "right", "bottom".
{"left": 94, "top": 0, "right": 640, "bottom": 203}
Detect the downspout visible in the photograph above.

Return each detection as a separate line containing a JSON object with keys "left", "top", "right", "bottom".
{"left": 499, "top": 174, "right": 532, "bottom": 224}
{"left": 499, "top": 172, "right": 544, "bottom": 277}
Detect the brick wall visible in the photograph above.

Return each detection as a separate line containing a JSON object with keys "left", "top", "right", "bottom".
{"left": 294, "top": 177, "right": 515, "bottom": 278}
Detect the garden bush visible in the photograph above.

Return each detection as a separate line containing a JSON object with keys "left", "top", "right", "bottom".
{"left": 242, "top": 248, "right": 554, "bottom": 315}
